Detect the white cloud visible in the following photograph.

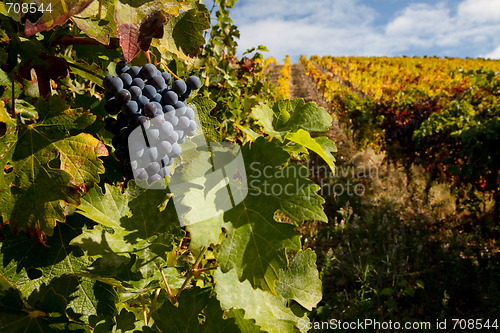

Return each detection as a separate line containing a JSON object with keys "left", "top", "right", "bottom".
{"left": 482, "top": 45, "right": 500, "bottom": 59}
{"left": 230, "top": 0, "right": 500, "bottom": 61}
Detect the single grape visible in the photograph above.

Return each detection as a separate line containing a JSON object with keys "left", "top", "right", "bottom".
{"left": 127, "top": 65, "right": 141, "bottom": 78}
{"left": 152, "top": 93, "right": 162, "bottom": 103}
{"left": 131, "top": 77, "right": 145, "bottom": 90}
{"left": 148, "top": 75, "right": 166, "bottom": 91}
{"left": 104, "top": 98, "right": 121, "bottom": 115}
{"left": 188, "top": 120, "right": 197, "bottom": 131}
{"left": 163, "top": 105, "right": 175, "bottom": 114}
{"left": 172, "top": 80, "right": 187, "bottom": 95}
{"left": 103, "top": 75, "right": 123, "bottom": 94}
{"left": 144, "top": 103, "right": 157, "bottom": 118}
{"left": 115, "top": 89, "right": 131, "bottom": 103}
{"left": 162, "top": 90, "right": 178, "bottom": 106}
{"left": 186, "top": 75, "right": 201, "bottom": 90}
{"left": 146, "top": 128, "right": 160, "bottom": 143}
{"left": 122, "top": 100, "right": 138, "bottom": 116}
{"left": 128, "top": 86, "right": 142, "bottom": 100}
{"left": 181, "top": 88, "right": 191, "bottom": 100}
{"left": 158, "top": 140, "right": 172, "bottom": 156}
{"left": 161, "top": 72, "right": 172, "bottom": 86}
{"left": 185, "top": 107, "right": 195, "bottom": 120}
{"left": 170, "top": 143, "right": 181, "bottom": 157}
{"left": 146, "top": 161, "right": 161, "bottom": 175}
{"left": 140, "top": 64, "right": 157, "bottom": 80}
{"left": 158, "top": 166, "right": 170, "bottom": 177}
{"left": 147, "top": 147, "right": 159, "bottom": 160}
{"left": 159, "top": 121, "right": 174, "bottom": 139}
{"left": 153, "top": 109, "right": 164, "bottom": 122}
{"left": 135, "top": 168, "right": 148, "bottom": 181}
{"left": 132, "top": 114, "right": 149, "bottom": 127}
{"left": 175, "top": 129, "right": 184, "bottom": 139}
{"left": 168, "top": 115, "right": 179, "bottom": 127}
{"left": 152, "top": 101, "right": 162, "bottom": 111}
{"left": 137, "top": 95, "right": 149, "bottom": 108}
{"left": 116, "top": 61, "right": 130, "bottom": 74}
{"left": 177, "top": 116, "right": 190, "bottom": 129}
{"left": 175, "top": 105, "right": 186, "bottom": 117}
{"left": 119, "top": 73, "right": 133, "bottom": 88}
{"left": 166, "top": 130, "right": 179, "bottom": 144}
{"left": 149, "top": 174, "right": 163, "bottom": 184}
{"left": 143, "top": 85, "right": 157, "bottom": 99}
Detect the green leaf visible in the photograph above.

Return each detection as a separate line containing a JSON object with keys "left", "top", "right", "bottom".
{"left": 275, "top": 249, "right": 322, "bottom": 311}
{"left": 0, "top": 219, "right": 118, "bottom": 323}
{"left": 285, "top": 129, "right": 337, "bottom": 174}
{"left": 25, "top": 0, "right": 95, "bottom": 36}
{"left": 188, "top": 138, "right": 326, "bottom": 293}
{"left": 74, "top": 183, "right": 131, "bottom": 230}
{"left": 153, "top": 288, "right": 242, "bottom": 333}
{"left": 214, "top": 268, "right": 309, "bottom": 333}
{"left": 192, "top": 96, "right": 221, "bottom": 142}
{"left": 72, "top": 0, "right": 116, "bottom": 45}
{"left": 152, "top": 288, "right": 208, "bottom": 332}
{"left": 251, "top": 99, "right": 332, "bottom": 140}
{"left": 154, "top": 2, "right": 210, "bottom": 62}
{"left": 0, "top": 97, "right": 108, "bottom": 236}
{"left": 70, "top": 183, "right": 183, "bottom": 294}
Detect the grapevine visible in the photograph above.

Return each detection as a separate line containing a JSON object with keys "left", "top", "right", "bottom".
{"left": 0, "top": 1, "right": 332, "bottom": 332}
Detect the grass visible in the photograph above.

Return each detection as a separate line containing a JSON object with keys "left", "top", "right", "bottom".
{"left": 301, "top": 142, "right": 500, "bottom": 331}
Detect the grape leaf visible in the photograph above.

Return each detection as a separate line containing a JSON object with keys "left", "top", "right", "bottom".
{"left": 25, "top": 0, "right": 95, "bottom": 36}
{"left": 251, "top": 99, "right": 332, "bottom": 139}
{"left": 152, "top": 288, "right": 209, "bottom": 332}
{"left": 70, "top": 183, "right": 183, "bottom": 294}
{"left": 214, "top": 268, "right": 309, "bottom": 333}
{"left": 187, "top": 138, "right": 326, "bottom": 293}
{"left": 285, "top": 129, "right": 337, "bottom": 174}
{"left": 0, "top": 219, "right": 118, "bottom": 324}
{"left": 275, "top": 249, "right": 322, "bottom": 311}
{"left": 115, "top": 1, "right": 166, "bottom": 62}
{"left": 153, "top": 288, "right": 244, "bottom": 333}
{"left": 192, "top": 96, "right": 221, "bottom": 142}
{"left": 153, "top": 2, "right": 210, "bottom": 62}
{"left": 0, "top": 97, "right": 107, "bottom": 237}
{"left": 72, "top": 0, "right": 117, "bottom": 45}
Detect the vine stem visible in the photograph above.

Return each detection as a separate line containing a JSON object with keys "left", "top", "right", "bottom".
{"left": 98, "top": 0, "right": 102, "bottom": 20}
{"left": 175, "top": 246, "right": 207, "bottom": 302}
{"left": 65, "top": 60, "right": 105, "bottom": 82}
{"left": 141, "top": 294, "right": 148, "bottom": 325}
{"left": 147, "top": 288, "right": 161, "bottom": 323}
{"left": 159, "top": 62, "right": 182, "bottom": 81}
{"left": 159, "top": 266, "right": 176, "bottom": 304}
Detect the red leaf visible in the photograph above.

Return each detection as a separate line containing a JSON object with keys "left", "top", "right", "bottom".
{"left": 24, "top": 0, "right": 95, "bottom": 36}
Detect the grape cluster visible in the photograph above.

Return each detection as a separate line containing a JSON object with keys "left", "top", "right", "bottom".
{"left": 103, "top": 62, "right": 202, "bottom": 183}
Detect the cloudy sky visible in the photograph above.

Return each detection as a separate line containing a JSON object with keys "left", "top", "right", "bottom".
{"left": 207, "top": 0, "right": 500, "bottom": 62}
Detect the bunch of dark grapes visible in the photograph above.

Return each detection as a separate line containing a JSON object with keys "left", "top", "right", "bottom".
{"left": 103, "top": 62, "right": 202, "bottom": 184}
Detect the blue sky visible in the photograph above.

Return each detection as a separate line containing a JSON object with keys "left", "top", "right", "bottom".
{"left": 205, "top": 0, "right": 500, "bottom": 63}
